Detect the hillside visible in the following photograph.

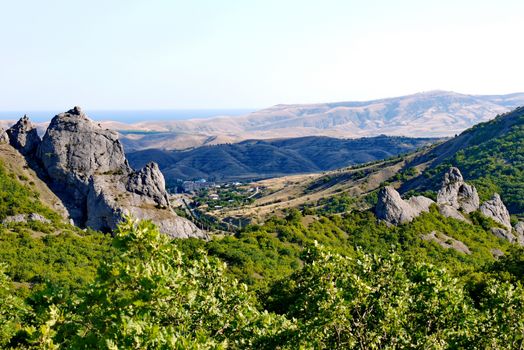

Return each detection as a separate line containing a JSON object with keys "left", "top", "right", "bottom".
{"left": 117, "top": 91, "right": 524, "bottom": 150}
{"left": 402, "top": 107, "right": 524, "bottom": 215}
{"left": 127, "top": 135, "right": 437, "bottom": 182}
{"left": 0, "top": 143, "right": 111, "bottom": 290}
{"left": 4, "top": 109, "right": 524, "bottom": 348}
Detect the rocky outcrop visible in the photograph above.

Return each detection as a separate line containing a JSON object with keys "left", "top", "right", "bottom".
{"left": 438, "top": 204, "right": 468, "bottom": 223}
{"left": 37, "top": 106, "right": 130, "bottom": 182}
{"left": 6, "top": 115, "right": 41, "bottom": 155}
{"left": 491, "top": 248, "right": 504, "bottom": 259}
{"left": 491, "top": 227, "right": 516, "bottom": 244}
{"left": 126, "top": 162, "right": 169, "bottom": 208}
{"left": 480, "top": 193, "right": 512, "bottom": 230}
{"left": 421, "top": 231, "right": 471, "bottom": 254}
{"left": 35, "top": 107, "right": 206, "bottom": 239}
{"left": 515, "top": 222, "right": 524, "bottom": 246}
{"left": 436, "top": 167, "right": 479, "bottom": 213}
{"left": 376, "top": 186, "right": 434, "bottom": 225}
{"left": 0, "top": 128, "right": 9, "bottom": 144}
{"left": 2, "top": 213, "right": 51, "bottom": 225}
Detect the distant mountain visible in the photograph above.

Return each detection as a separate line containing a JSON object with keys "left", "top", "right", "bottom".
{"left": 402, "top": 106, "right": 524, "bottom": 215}
{"left": 116, "top": 91, "right": 524, "bottom": 150}
{"left": 126, "top": 135, "right": 437, "bottom": 183}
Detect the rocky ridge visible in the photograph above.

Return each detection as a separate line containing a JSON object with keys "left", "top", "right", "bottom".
{"left": 376, "top": 167, "right": 522, "bottom": 244}
{"left": 436, "top": 167, "right": 479, "bottom": 213}
{"left": 5, "top": 108, "right": 206, "bottom": 239}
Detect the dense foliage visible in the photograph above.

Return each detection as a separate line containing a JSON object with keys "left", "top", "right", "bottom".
{"left": 2, "top": 218, "right": 524, "bottom": 348}
{"left": 2, "top": 113, "right": 524, "bottom": 348}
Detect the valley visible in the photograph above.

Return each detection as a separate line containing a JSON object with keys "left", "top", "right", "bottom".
{"left": 126, "top": 135, "right": 437, "bottom": 183}
{"left": 2, "top": 102, "right": 524, "bottom": 348}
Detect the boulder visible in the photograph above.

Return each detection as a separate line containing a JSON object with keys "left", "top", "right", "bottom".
{"left": 36, "top": 107, "right": 206, "bottom": 239}
{"left": 490, "top": 248, "right": 504, "bottom": 259}
{"left": 480, "top": 193, "right": 512, "bottom": 230}
{"left": 6, "top": 115, "right": 41, "bottom": 155}
{"left": 28, "top": 213, "right": 51, "bottom": 224}
{"left": 491, "top": 227, "right": 516, "bottom": 243}
{"left": 376, "top": 186, "right": 433, "bottom": 225}
{"left": 2, "top": 214, "right": 27, "bottom": 224}
{"left": 513, "top": 222, "right": 524, "bottom": 246}
{"left": 437, "top": 167, "right": 479, "bottom": 213}
{"left": 2, "top": 213, "right": 51, "bottom": 225}
{"left": 438, "top": 204, "right": 468, "bottom": 222}
{"left": 421, "top": 231, "right": 471, "bottom": 254}
{"left": 0, "top": 128, "right": 9, "bottom": 143}
{"left": 37, "top": 106, "right": 130, "bottom": 182}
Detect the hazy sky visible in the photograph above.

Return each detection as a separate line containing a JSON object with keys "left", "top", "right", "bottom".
{"left": 1, "top": 0, "right": 523, "bottom": 110}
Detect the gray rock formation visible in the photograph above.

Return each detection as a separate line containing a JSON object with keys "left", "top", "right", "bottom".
{"left": 437, "top": 167, "right": 479, "bottom": 213}
{"left": 35, "top": 107, "right": 206, "bottom": 239}
{"left": 490, "top": 248, "right": 504, "bottom": 258}
{"left": 376, "top": 186, "right": 434, "bottom": 225}
{"left": 6, "top": 115, "right": 41, "bottom": 155}
{"left": 28, "top": 213, "right": 52, "bottom": 224}
{"left": 438, "top": 204, "right": 468, "bottom": 222}
{"left": 37, "top": 106, "right": 130, "bottom": 182}
{"left": 480, "top": 193, "right": 512, "bottom": 230}
{"left": 0, "top": 128, "right": 9, "bottom": 144}
{"left": 491, "top": 227, "right": 516, "bottom": 243}
{"left": 2, "top": 214, "right": 27, "bottom": 224}
{"left": 515, "top": 222, "right": 524, "bottom": 246}
{"left": 126, "top": 162, "right": 169, "bottom": 208}
{"left": 2, "top": 213, "right": 51, "bottom": 225}
{"left": 421, "top": 231, "right": 471, "bottom": 254}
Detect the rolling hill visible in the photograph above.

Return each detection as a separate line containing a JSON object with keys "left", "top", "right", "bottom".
{"left": 118, "top": 90, "right": 524, "bottom": 150}
{"left": 126, "top": 135, "right": 437, "bottom": 182}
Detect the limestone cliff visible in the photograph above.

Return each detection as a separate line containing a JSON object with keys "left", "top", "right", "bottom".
{"left": 6, "top": 107, "right": 206, "bottom": 239}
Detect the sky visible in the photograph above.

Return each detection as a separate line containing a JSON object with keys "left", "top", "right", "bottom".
{"left": 1, "top": 0, "right": 523, "bottom": 110}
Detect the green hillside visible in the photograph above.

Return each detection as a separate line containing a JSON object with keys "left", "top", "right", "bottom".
{"left": 0, "top": 158, "right": 111, "bottom": 293}
{"left": 3, "top": 108, "right": 524, "bottom": 347}
{"left": 407, "top": 107, "right": 524, "bottom": 215}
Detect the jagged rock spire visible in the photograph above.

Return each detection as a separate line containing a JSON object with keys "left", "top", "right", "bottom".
{"left": 480, "top": 193, "right": 512, "bottom": 230}
{"left": 437, "top": 167, "right": 479, "bottom": 213}
{"left": 6, "top": 114, "right": 41, "bottom": 155}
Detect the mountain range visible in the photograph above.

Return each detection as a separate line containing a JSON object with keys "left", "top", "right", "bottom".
{"left": 117, "top": 90, "right": 524, "bottom": 150}
{"left": 2, "top": 91, "right": 523, "bottom": 151}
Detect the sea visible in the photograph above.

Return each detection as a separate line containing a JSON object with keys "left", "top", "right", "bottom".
{"left": 0, "top": 109, "right": 254, "bottom": 123}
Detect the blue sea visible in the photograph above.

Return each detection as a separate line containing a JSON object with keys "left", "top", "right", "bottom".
{"left": 0, "top": 109, "right": 254, "bottom": 123}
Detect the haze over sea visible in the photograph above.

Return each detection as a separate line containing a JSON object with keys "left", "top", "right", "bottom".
{"left": 0, "top": 109, "right": 254, "bottom": 123}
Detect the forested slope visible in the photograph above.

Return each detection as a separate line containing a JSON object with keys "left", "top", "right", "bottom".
{"left": 405, "top": 107, "right": 524, "bottom": 215}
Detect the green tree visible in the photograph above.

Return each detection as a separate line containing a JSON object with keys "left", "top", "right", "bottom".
{"left": 34, "top": 217, "right": 289, "bottom": 349}
{"left": 0, "top": 264, "right": 29, "bottom": 347}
